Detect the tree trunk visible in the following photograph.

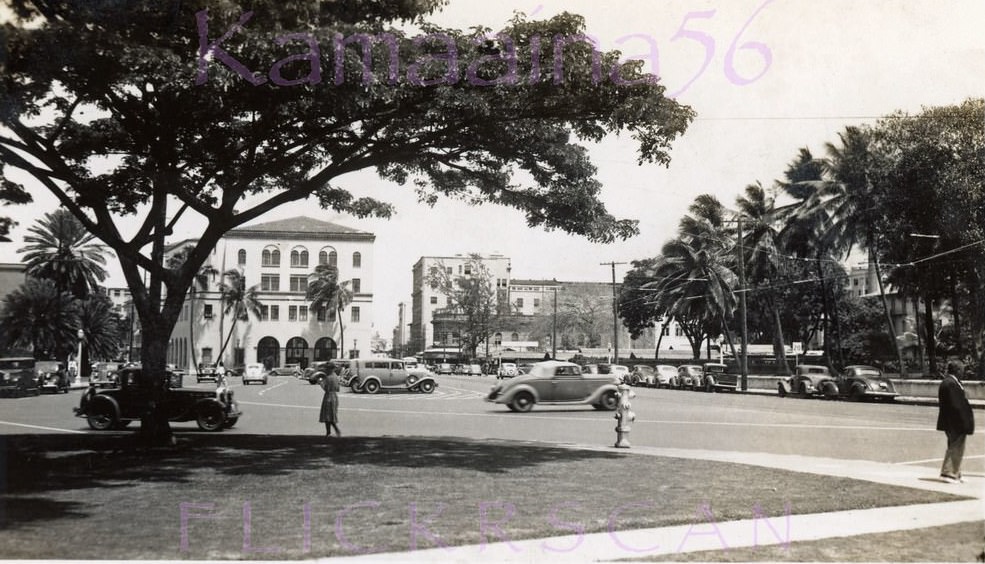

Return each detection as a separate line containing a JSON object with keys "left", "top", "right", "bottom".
{"left": 137, "top": 317, "right": 175, "bottom": 447}
{"left": 923, "top": 295, "right": 936, "bottom": 376}
{"left": 815, "top": 255, "right": 831, "bottom": 361}
{"left": 188, "top": 288, "right": 198, "bottom": 373}
{"left": 337, "top": 306, "right": 345, "bottom": 358}
{"left": 654, "top": 318, "right": 671, "bottom": 360}
{"left": 772, "top": 301, "right": 789, "bottom": 375}
{"left": 872, "top": 257, "right": 907, "bottom": 376}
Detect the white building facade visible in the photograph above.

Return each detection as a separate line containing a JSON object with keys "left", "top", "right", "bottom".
{"left": 167, "top": 217, "right": 375, "bottom": 372}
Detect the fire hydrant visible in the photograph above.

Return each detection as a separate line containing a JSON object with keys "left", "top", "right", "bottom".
{"left": 614, "top": 380, "right": 636, "bottom": 448}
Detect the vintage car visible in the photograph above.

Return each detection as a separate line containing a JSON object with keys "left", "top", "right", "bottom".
{"left": 677, "top": 365, "right": 703, "bottom": 390}
{"left": 37, "top": 360, "right": 71, "bottom": 394}
{"left": 831, "top": 365, "right": 898, "bottom": 401}
{"left": 497, "top": 362, "right": 518, "bottom": 379}
{"left": 777, "top": 364, "right": 834, "bottom": 398}
{"left": 611, "top": 364, "right": 631, "bottom": 382}
{"left": 197, "top": 362, "right": 219, "bottom": 383}
{"left": 90, "top": 361, "right": 125, "bottom": 388}
{"left": 487, "top": 360, "right": 620, "bottom": 412}
{"left": 342, "top": 358, "right": 437, "bottom": 394}
{"left": 0, "top": 357, "right": 40, "bottom": 397}
{"left": 702, "top": 362, "right": 739, "bottom": 392}
{"left": 654, "top": 365, "right": 679, "bottom": 388}
{"left": 242, "top": 363, "right": 268, "bottom": 385}
{"left": 306, "top": 361, "right": 341, "bottom": 385}
{"left": 269, "top": 363, "right": 302, "bottom": 377}
{"left": 629, "top": 365, "right": 656, "bottom": 387}
{"left": 75, "top": 366, "right": 241, "bottom": 431}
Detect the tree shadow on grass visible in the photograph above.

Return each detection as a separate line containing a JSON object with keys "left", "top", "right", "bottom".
{"left": 2, "top": 433, "right": 627, "bottom": 495}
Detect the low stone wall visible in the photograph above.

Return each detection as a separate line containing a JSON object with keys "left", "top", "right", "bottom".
{"left": 746, "top": 374, "right": 985, "bottom": 401}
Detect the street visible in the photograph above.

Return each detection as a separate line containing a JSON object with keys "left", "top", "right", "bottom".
{"left": 4, "top": 374, "right": 982, "bottom": 476}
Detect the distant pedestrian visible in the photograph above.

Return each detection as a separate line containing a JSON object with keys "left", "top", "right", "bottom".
{"left": 318, "top": 363, "right": 342, "bottom": 438}
{"left": 937, "top": 360, "right": 975, "bottom": 483}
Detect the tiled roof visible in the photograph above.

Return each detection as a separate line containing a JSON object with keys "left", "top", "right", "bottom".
{"left": 228, "top": 216, "right": 374, "bottom": 240}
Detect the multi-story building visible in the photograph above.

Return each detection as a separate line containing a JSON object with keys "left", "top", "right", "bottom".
{"left": 409, "top": 254, "right": 511, "bottom": 354}
{"left": 167, "top": 216, "right": 375, "bottom": 372}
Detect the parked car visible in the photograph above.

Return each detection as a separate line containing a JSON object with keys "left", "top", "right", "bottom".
{"left": 497, "top": 362, "right": 518, "bottom": 379}
{"left": 269, "top": 363, "right": 302, "bottom": 377}
{"left": 242, "top": 363, "right": 268, "bottom": 385}
{"left": 629, "top": 365, "right": 656, "bottom": 387}
{"left": 486, "top": 360, "right": 620, "bottom": 413}
{"left": 197, "top": 362, "right": 219, "bottom": 383}
{"left": 654, "top": 365, "right": 679, "bottom": 388}
{"left": 38, "top": 360, "right": 71, "bottom": 394}
{"left": 831, "top": 365, "right": 898, "bottom": 402}
{"left": 464, "top": 363, "right": 483, "bottom": 376}
{"left": 304, "top": 361, "right": 333, "bottom": 385}
{"left": 435, "top": 363, "right": 454, "bottom": 375}
{"left": 91, "top": 361, "right": 123, "bottom": 388}
{"left": 342, "top": 358, "right": 438, "bottom": 394}
{"left": 224, "top": 365, "right": 246, "bottom": 378}
{"left": 702, "top": 362, "right": 739, "bottom": 392}
{"left": 778, "top": 364, "right": 833, "bottom": 398}
{"left": 677, "top": 365, "right": 703, "bottom": 390}
{"left": 402, "top": 357, "right": 431, "bottom": 378}
{"left": 75, "top": 366, "right": 241, "bottom": 431}
{"left": 0, "top": 357, "right": 39, "bottom": 397}
{"left": 611, "top": 364, "right": 631, "bottom": 382}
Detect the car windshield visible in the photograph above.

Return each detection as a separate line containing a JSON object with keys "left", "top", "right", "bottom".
{"left": 853, "top": 368, "right": 882, "bottom": 378}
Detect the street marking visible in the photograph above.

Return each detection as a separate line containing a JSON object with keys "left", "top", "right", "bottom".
{"left": 0, "top": 420, "right": 86, "bottom": 434}
{"left": 257, "top": 379, "right": 289, "bottom": 397}
{"left": 234, "top": 401, "right": 933, "bottom": 431}
{"left": 897, "top": 454, "right": 985, "bottom": 465}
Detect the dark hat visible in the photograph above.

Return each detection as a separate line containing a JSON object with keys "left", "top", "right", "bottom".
{"left": 946, "top": 360, "right": 965, "bottom": 377}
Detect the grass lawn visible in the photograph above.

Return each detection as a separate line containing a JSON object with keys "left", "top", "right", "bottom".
{"left": 632, "top": 521, "right": 985, "bottom": 562}
{"left": 0, "top": 433, "right": 971, "bottom": 560}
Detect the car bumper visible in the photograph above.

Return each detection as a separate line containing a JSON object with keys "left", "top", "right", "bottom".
{"left": 863, "top": 390, "right": 898, "bottom": 399}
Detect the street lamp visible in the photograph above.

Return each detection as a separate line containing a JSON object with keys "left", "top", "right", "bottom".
{"left": 76, "top": 328, "right": 84, "bottom": 385}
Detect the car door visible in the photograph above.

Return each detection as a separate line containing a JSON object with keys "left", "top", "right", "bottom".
{"left": 549, "top": 365, "right": 586, "bottom": 401}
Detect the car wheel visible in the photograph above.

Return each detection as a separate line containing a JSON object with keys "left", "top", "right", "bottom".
{"left": 849, "top": 385, "right": 866, "bottom": 402}
{"left": 799, "top": 383, "right": 809, "bottom": 397}
{"left": 86, "top": 400, "right": 117, "bottom": 431}
{"left": 510, "top": 391, "right": 535, "bottom": 413}
{"left": 407, "top": 375, "right": 419, "bottom": 386}
{"left": 363, "top": 380, "right": 380, "bottom": 394}
{"left": 419, "top": 380, "right": 435, "bottom": 394}
{"left": 223, "top": 417, "right": 238, "bottom": 429}
{"left": 599, "top": 390, "right": 619, "bottom": 411}
{"left": 777, "top": 383, "right": 787, "bottom": 398}
{"left": 705, "top": 379, "right": 715, "bottom": 393}
{"left": 196, "top": 404, "right": 226, "bottom": 431}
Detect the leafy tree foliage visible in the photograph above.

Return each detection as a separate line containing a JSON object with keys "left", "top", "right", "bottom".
{"left": 19, "top": 209, "right": 109, "bottom": 299}
{"left": 0, "top": 1, "right": 693, "bottom": 441}
{"left": 425, "top": 254, "right": 499, "bottom": 359}
{"left": 0, "top": 278, "right": 79, "bottom": 359}
{"left": 306, "top": 264, "right": 353, "bottom": 355}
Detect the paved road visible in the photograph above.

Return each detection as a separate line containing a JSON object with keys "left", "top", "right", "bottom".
{"left": 4, "top": 374, "right": 982, "bottom": 477}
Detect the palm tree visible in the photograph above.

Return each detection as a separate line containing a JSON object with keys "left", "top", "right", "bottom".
{"left": 0, "top": 279, "right": 80, "bottom": 359}
{"left": 777, "top": 148, "right": 849, "bottom": 366}
{"left": 804, "top": 127, "right": 905, "bottom": 373}
{"left": 19, "top": 209, "right": 109, "bottom": 299}
{"left": 78, "top": 293, "right": 125, "bottom": 361}
{"left": 736, "top": 182, "right": 789, "bottom": 373}
{"left": 216, "top": 269, "right": 263, "bottom": 364}
{"left": 307, "top": 264, "right": 354, "bottom": 358}
{"left": 167, "top": 250, "right": 217, "bottom": 372}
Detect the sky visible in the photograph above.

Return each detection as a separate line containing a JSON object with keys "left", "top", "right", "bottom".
{"left": 2, "top": 0, "right": 983, "bottom": 336}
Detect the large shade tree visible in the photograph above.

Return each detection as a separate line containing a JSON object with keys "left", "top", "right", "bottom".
{"left": 0, "top": 0, "right": 693, "bottom": 442}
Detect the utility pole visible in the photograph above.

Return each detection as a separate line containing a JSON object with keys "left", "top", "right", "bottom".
{"left": 736, "top": 216, "right": 749, "bottom": 391}
{"left": 552, "top": 285, "right": 558, "bottom": 360}
{"left": 601, "top": 262, "right": 628, "bottom": 365}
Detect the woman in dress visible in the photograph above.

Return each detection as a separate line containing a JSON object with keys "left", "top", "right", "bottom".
{"left": 318, "top": 364, "right": 342, "bottom": 438}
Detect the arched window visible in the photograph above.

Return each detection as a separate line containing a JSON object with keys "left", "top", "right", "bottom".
{"left": 262, "top": 247, "right": 280, "bottom": 267}
{"left": 257, "top": 336, "right": 280, "bottom": 369}
{"left": 313, "top": 337, "right": 338, "bottom": 361}
{"left": 319, "top": 250, "right": 328, "bottom": 265}
{"left": 328, "top": 250, "right": 337, "bottom": 268}
{"left": 237, "top": 249, "right": 246, "bottom": 265}
{"left": 511, "top": 332, "right": 519, "bottom": 342}
{"left": 352, "top": 252, "right": 362, "bottom": 268}
{"left": 494, "top": 332, "right": 502, "bottom": 345}
{"left": 285, "top": 337, "right": 309, "bottom": 368}
{"left": 290, "top": 248, "right": 309, "bottom": 268}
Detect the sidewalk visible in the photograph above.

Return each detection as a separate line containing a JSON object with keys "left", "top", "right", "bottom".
{"left": 326, "top": 444, "right": 984, "bottom": 563}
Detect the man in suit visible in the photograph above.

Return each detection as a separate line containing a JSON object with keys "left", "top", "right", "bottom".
{"left": 937, "top": 360, "right": 975, "bottom": 483}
